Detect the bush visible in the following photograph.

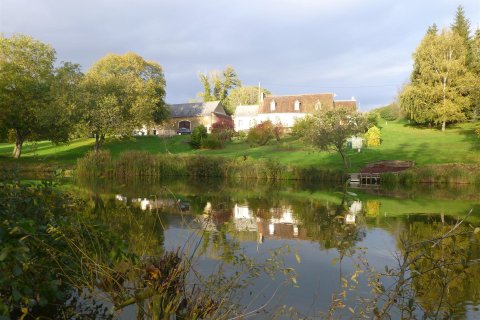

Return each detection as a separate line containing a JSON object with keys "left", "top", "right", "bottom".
{"left": 366, "top": 112, "right": 379, "bottom": 127}
{"left": 246, "top": 121, "right": 275, "bottom": 146}
{"left": 201, "top": 136, "right": 223, "bottom": 149}
{"left": 364, "top": 126, "right": 381, "bottom": 147}
{"left": 273, "top": 123, "right": 284, "bottom": 141}
{"left": 211, "top": 119, "right": 234, "bottom": 145}
{"left": 190, "top": 125, "right": 208, "bottom": 149}
{"left": 291, "top": 116, "right": 314, "bottom": 137}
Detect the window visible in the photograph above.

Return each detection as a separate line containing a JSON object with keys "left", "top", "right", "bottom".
{"left": 294, "top": 100, "right": 300, "bottom": 111}
{"left": 314, "top": 101, "right": 322, "bottom": 111}
{"left": 270, "top": 100, "right": 276, "bottom": 111}
{"left": 238, "top": 120, "right": 243, "bottom": 127}
{"left": 153, "top": 129, "right": 157, "bottom": 135}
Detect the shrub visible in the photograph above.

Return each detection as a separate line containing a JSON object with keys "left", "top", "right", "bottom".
{"left": 366, "top": 112, "right": 379, "bottom": 127}
{"left": 211, "top": 119, "right": 234, "bottom": 147}
{"left": 201, "top": 136, "right": 223, "bottom": 149}
{"left": 190, "top": 125, "right": 207, "bottom": 149}
{"left": 364, "top": 126, "right": 381, "bottom": 147}
{"left": 246, "top": 121, "right": 275, "bottom": 146}
{"left": 273, "top": 123, "right": 284, "bottom": 141}
{"left": 291, "top": 116, "right": 314, "bottom": 137}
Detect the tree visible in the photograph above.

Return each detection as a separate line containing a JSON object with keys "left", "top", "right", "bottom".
{"left": 198, "top": 66, "right": 241, "bottom": 114}
{"left": 451, "top": 6, "right": 471, "bottom": 49}
{"left": 224, "top": 86, "right": 270, "bottom": 115}
{"left": 426, "top": 23, "right": 438, "bottom": 36}
{"left": 399, "top": 29, "right": 477, "bottom": 130}
{"left": 80, "top": 52, "right": 167, "bottom": 151}
{"left": 470, "top": 29, "right": 480, "bottom": 119}
{"left": 42, "top": 62, "right": 83, "bottom": 142}
{"left": 299, "top": 108, "right": 367, "bottom": 167}
{"left": 0, "top": 34, "right": 80, "bottom": 158}
{"left": 190, "top": 125, "right": 207, "bottom": 149}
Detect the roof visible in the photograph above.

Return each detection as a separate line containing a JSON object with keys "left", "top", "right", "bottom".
{"left": 168, "top": 101, "right": 225, "bottom": 118}
{"left": 259, "top": 93, "right": 335, "bottom": 114}
{"left": 234, "top": 105, "right": 259, "bottom": 117}
{"left": 334, "top": 100, "right": 357, "bottom": 110}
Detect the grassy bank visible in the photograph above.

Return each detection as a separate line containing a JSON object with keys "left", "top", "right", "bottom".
{"left": 1, "top": 119, "right": 478, "bottom": 175}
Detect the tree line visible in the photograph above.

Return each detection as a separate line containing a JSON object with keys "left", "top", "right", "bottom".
{"left": 399, "top": 6, "right": 480, "bottom": 131}
{"left": 0, "top": 34, "right": 169, "bottom": 158}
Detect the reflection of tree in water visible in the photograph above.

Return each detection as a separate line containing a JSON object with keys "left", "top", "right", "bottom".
{"left": 290, "top": 195, "right": 367, "bottom": 257}
{"left": 85, "top": 192, "right": 167, "bottom": 257}
{"left": 396, "top": 215, "right": 480, "bottom": 318}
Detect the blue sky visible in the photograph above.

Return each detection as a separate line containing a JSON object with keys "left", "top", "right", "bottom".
{"left": 1, "top": 0, "right": 479, "bottom": 110}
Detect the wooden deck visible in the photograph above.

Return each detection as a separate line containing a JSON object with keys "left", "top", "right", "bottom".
{"left": 350, "top": 160, "right": 415, "bottom": 185}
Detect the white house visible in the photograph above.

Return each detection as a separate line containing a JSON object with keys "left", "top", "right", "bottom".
{"left": 233, "top": 92, "right": 357, "bottom": 132}
{"left": 233, "top": 105, "right": 259, "bottom": 131}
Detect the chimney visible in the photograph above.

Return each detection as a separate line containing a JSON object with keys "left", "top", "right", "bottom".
{"left": 258, "top": 82, "right": 264, "bottom": 103}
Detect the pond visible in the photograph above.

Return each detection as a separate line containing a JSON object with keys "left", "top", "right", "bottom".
{"left": 2, "top": 178, "right": 480, "bottom": 319}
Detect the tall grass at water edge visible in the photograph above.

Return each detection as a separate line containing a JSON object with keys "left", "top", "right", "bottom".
{"left": 76, "top": 150, "right": 346, "bottom": 182}
{"left": 381, "top": 164, "right": 480, "bottom": 186}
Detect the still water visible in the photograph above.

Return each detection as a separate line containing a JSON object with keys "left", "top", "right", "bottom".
{"left": 72, "top": 178, "right": 480, "bottom": 319}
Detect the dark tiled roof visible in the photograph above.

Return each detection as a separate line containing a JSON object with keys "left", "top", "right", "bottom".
{"left": 259, "top": 93, "right": 335, "bottom": 114}
{"left": 168, "top": 101, "right": 224, "bottom": 118}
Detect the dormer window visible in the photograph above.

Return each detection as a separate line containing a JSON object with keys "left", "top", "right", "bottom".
{"left": 294, "top": 100, "right": 301, "bottom": 111}
{"left": 314, "top": 100, "right": 322, "bottom": 111}
{"left": 270, "top": 100, "right": 276, "bottom": 111}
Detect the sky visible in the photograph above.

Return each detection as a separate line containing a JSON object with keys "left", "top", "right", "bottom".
{"left": 1, "top": 0, "right": 480, "bottom": 111}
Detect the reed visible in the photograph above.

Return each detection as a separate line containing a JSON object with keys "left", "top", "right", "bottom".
{"left": 76, "top": 150, "right": 347, "bottom": 182}
{"left": 381, "top": 164, "right": 480, "bottom": 186}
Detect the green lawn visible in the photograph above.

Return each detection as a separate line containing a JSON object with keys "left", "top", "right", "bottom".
{"left": 1, "top": 119, "right": 479, "bottom": 171}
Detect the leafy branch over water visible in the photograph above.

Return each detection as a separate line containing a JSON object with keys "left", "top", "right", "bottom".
{"left": 326, "top": 210, "right": 480, "bottom": 319}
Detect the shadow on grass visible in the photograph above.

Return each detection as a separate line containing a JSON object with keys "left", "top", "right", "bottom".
{"left": 459, "top": 128, "right": 480, "bottom": 152}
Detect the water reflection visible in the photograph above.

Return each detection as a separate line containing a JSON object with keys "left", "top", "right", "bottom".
{"left": 71, "top": 178, "right": 480, "bottom": 319}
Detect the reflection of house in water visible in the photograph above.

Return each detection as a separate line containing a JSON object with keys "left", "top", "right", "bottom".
{"left": 115, "top": 195, "right": 189, "bottom": 212}
{"left": 233, "top": 204, "right": 257, "bottom": 232}
{"left": 232, "top": 204, "right": 305, "bottom": 243}
{"left": 345, "top": 200, "right": 363, "bottom": 225}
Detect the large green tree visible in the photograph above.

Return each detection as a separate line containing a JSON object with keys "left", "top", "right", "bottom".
{"left": 198, "top": 66, "right": 241, "bottom": 114}
{"left": 297, "top": 108, "right": 367, "bottom": 167}
{"left": 399, "top": 29, "right": 477, "bottom": 130}
{"left": 80, "top": 52, "right": 167, "bottom": 150}
{"left": 0, "top": 34, "right": 80, "bottom": 158}
{"left": 223, "top": 85, "right": 270, "bottom": 115}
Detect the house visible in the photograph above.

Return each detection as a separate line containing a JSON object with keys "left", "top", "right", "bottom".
{"left": 233, "top": 105, "right": 259, "bottom": 132}
{"left": 144, "top": 101, "right": 231, "bottom": 136}
{"left": 233, "top": 93, "right": 357, "bottom": 132}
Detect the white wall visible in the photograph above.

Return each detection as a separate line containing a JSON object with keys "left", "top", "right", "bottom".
{"left": 256, "top": 113, "right": 307, "bottom": 128}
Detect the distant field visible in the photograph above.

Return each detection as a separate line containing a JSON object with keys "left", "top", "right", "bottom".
{"left": 0, "top": 119, "right": 479, "bottom": 172}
